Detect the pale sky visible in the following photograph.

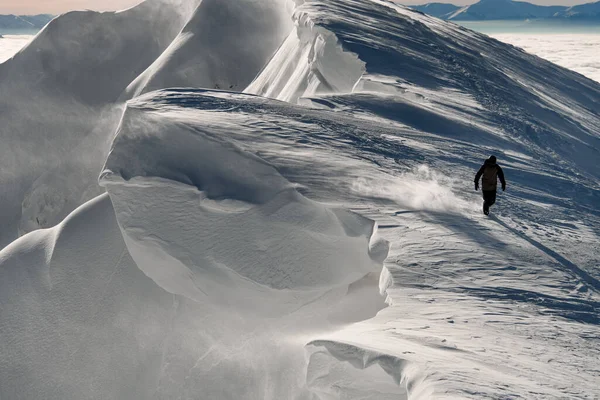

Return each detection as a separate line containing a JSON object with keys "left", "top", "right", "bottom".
{"left": 0, "top": 0, "right": 594, "bottom": 14}
{"left": 0, "top": 0, "right": 142, "bottom": 14}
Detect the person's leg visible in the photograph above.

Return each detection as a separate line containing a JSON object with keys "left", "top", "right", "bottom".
{"left": 488, "top": 191, "right": 497, "bottom": 207}
{"left": 482, "top": 190, "right": 496, "bottom": 215}
{"left": 482, "top": 191, "right": 489, "bottom": 215}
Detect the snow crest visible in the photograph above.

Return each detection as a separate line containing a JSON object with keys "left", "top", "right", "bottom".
{"left": 126, "top": 0, "right": 294, "bottom": 98}
{"left": 0, "top": 0, "right": 195, "bottom": 246}
{"left": 100, "top": 96, "right": 389, "bottom": 316}
{"left": 245, "top": 7, "right": 365, "bottom": 103}
{"left": 1, "top": 0, "right": 600, "bottom": 398}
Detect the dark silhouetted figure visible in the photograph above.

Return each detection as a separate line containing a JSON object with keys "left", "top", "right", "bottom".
{"left": 474, "top": 155, "right": 506, "bottom": 215}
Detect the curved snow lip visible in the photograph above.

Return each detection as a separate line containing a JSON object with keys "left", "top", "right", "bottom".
{"left": 100, "top": 95, "right": 390, "bottom": 317}
{"left": 100, "top": 102, "right": 294, "bottom": 205}
{"left": 306, "top": 339, "right": 432, "bottom": 399}
{"left": 245, "top": 5, "right": 366, "bottom": 103}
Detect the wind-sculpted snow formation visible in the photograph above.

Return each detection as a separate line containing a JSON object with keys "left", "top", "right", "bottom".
{"left": 0, "top": 0, "right": 290, "bottom": 246}
{"left": 1, "top": 0, "right": 600, "bottom": 399}
{"left": 125, "top": 0, "right": 294, "bottom": 98}
{"left": 0, "top": 0, "right": 198, "bottom": 246}
{"left": 99, "top": 95, "right": 389, "bottom": 314}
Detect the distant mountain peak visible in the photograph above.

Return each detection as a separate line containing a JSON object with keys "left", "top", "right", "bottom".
{"left": 411, "top": 0, "right": 600, "bottom": 19}
{"left": 0, "top": 14, "right": 54, "bottom": 30}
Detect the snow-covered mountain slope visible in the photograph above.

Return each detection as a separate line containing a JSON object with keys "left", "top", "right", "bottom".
{"left": 411, "top": 0, "right": 600, "bottom": 21}
{"left": 124, "top": 0, "right": 293, "bottom": 98}
{"left": 554, "top": 0, "right": 600, "bottom": 19}
{"left": 409, "top": 2, "right": 461, "bottom": 19}
{"left": 249, "top": 0, "right": 600, "bottom": 179}
{"left": 1, "top": 0, "right": 599, "bottom": 399}
{"left": 0, "top": 0, "right": 200, "bottom": 246}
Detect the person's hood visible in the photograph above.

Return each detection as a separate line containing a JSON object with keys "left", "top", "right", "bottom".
{"left": 484, "top": 157, "right": 497, "bottom": 166}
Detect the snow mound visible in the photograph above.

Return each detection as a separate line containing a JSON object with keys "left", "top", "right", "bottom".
{"left": 126, "top": 0, "right": 293, "bottom": 98}
{"left": 0, "top": 195, "right": 176, "bottom": 400}
{"left": 100, "top": 93, "right": 388, "bottom": 315}
{"left": 0, "top": 0, "right": 194, "bottom": 246}
{"left": 2, "top": 194, "right": 375, "bottom": 399}
{"left": 306, "top": 340, "right": 430, "bottom": 400}
{"left": 245, "top": 9, "right": 365, "bottom": 103}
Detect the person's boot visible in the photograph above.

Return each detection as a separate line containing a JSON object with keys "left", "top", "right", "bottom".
{"left": 483, "top": 202, "right": 489, "bottom": 216}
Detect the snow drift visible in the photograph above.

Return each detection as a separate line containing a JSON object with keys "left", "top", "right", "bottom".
{"left": 0, "top": 89, "right": 393, "bottom": 398}
{"left": 0, "top": 0, "right": 290, "bottom": 246}
{"left": 126, "top": 0, "right": 294, "bottom": 98}
{"left": 1, "top": 193, "right": 386, "bottom": 399}
{"left": 0, "top": 0, "right": 196, "bottom": 246}
{"left": 100, "top": 93, "right": 389, "bottom": 315}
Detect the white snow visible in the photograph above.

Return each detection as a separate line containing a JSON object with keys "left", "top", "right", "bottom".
{"left": 1, "top": 0, "right": 599, "bottom": 399}
{"left": 99, "top": 95, "right": 388, "bottom": 314}
{"left": 244, "top": 12, "right": 366, "bottom": 103}
{"left": 125, "top": 0, "right": 294, "bottom": 98}
{"left": 0, "top": 0, "right": 197, "bottom": 247}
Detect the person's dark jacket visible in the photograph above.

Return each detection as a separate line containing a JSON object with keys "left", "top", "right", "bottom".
{"left": 475, "top": 157, "right": 506, "bottom": 191}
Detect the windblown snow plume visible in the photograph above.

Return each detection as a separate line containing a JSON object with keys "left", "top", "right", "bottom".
{"left": 1, "top": 0, "right": 599, "bottom": 399}
{"left": 352, "top": 165, "right": 476, "bottom": 213}
{"left": 100, "top": 97, "right": 388, "bottom": 315}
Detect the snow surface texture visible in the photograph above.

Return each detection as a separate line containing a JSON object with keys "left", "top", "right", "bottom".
{"left": 100, "top": 98, "right": 388, "bottom": 314}
{"left": 1, "top": 0, "right": 600, "bottom": 399}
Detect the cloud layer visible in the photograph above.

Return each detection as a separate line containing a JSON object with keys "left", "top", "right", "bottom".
{"left": 492, "top": 33, "right": 600, "bottom": 83}
{"left": 0, "top": 35, "right": 32, "bottom": 63}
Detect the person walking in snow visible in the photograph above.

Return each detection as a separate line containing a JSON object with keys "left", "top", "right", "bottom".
{"left": 474, "top": 155, "right": 506, "bottom": 215}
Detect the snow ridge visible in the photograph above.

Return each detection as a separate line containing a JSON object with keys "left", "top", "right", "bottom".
{"left": 1, "top": 0, "right": 599, "bottom": 398}
{"left": 126, "top": 0, "right": 294, "bottom": 98}
{"left": 100, "top": 92, "right": 389, "bottom": 315}
{"left": 0, "top": 0, "right": 196, "bottom": 246}
{"left": 245, "top": 8, "right": 366, "bottom": 103}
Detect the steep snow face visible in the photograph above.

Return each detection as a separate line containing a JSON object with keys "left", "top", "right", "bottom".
{"left": 0, "top": 0, "right": 197, "bottom": 247}
{"left": 252, "top": 0, "right": 600, "bottom": 184}
{"left": 0, "top": 0, "right": 294, "bottom": 246}
{"left": 100, "top": 93, "right": 388, "bottom": 315}
{"left": 244, "top": 12, "right": 366, "bottom": 102}
{"left": 1, "top": 194, "right": 385, "bottom": 400}
{"left": 126, "top": 0, "right": 294, "bottom": 98}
